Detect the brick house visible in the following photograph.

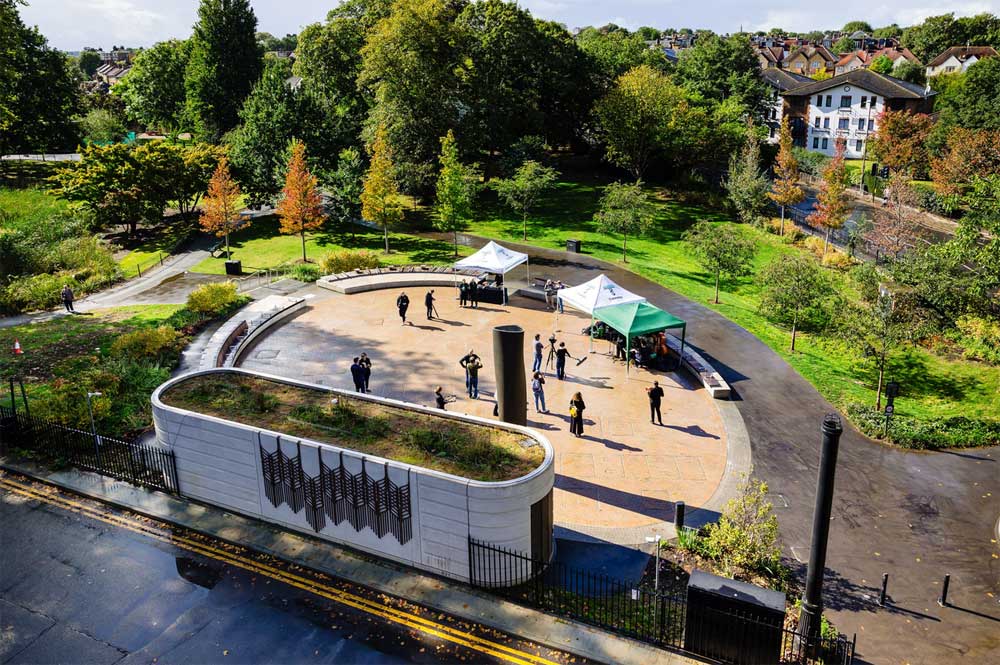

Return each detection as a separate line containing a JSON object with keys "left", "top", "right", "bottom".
{"left": 761, "top": 68, "right": 812, "bottom": 142}
{"left": 784, "top": 45, "right": 836, "bottom": 75}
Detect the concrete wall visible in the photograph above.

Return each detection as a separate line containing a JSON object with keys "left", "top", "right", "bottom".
{"left": 151, "top": 368, "right": 554, "bottom": 583}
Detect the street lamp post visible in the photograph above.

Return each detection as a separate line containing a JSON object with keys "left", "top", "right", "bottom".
{"left": 799, "top": 414, "right": 844, "bottom": 647}
{"left": 645, "top": 534, "right": 662, "bottom": 593}
{"left": 86, "top": 391, "right": 102, "bottom": 464}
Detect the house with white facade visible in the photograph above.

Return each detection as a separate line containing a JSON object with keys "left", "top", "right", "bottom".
{"left": 925, "top": 46, "right": 998, "bottom": 77}
{"left": 781, "top": 69, "right": 935, "bottom": 159}
{"left": 761, "top": 68, "right": 812, "bottom": 142}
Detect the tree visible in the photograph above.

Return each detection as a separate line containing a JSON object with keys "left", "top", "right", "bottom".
{"left": 114, "top": 40, "right": 189, "bottom": 131}
{"left": 199, "top": 157, "right": 247, "bottom": 260}
{"left": 809, "top": 70, "right": 832, "bottom": 81}
{"left": 807, "top": 139, "right": 851, "bottom": 255}
{"left": 256, "top": 31, "right": 297, "bottom": 51}
{"left": 576, "top": 26, "right": 668, "bottom": 87}
{"left": 593, "top": 181, "right": 656, "bottom": 262}
{"left": 78, "top": 50, "right": 101, "bottom": 77}
{"left": 326, "top": 147, "right": 366, "bottom": 231}
{"left": 842, "top": 21, "right": 873, "bottom": 34}
{"left": 956, "top": 174, "right": 1000, "bottom": 284}
{"left": 683, "top": 221, "right": 757, "bottom": 304}
{"left": 869, "top": 54, "right": 895, "bottom": 75}
{"left": 535, "top": 19, "right": 600, "bottom": 150}
{"left": 901, "top": 12, "right": 1000, "bottom": 63}
{"left": 893, "top": 61, "right": 926, "bottom": 85}
{"left": 674, "top": 33, "right": 771, "bottom": 120}
{"left": 491, "top": 160, "right": 559, "bottom": 241}
{"left": 951, "top": 57, "right": 1000, "bottom": 132}
{"left": 636, "top": 26, "right": 661, "bottom": 41}
{"left": 758, "top": 255, "right": 833, "bottom": 351}
{"left": 434, "top": 130, "right": 480, "bottom": 256}
{"left": 724, "top": 124, "right": 770, "bottom": 224}
{"left": 768, "top": 117, "right": 804, "bottom": 235}
{"left": 80, "top": 108, "right": 125, "bottom": 144}
{"left": 931, "top": 127, "right": 1000, "bottom": 196}
{"left": 277, "top": 141, "right": 325, "bottom": 263}
{"left": 0, "top": 1, "right": 81, "bottom": 154}
{"left": 703, "top": 477, "right": 780, "bottom": 578}
{"left": 594, "top": 65, "right": 685, "bottom": 180}
{"left": 361, "top": 126, "right": 404, "bottom": 253}
{"left": 184, "top": 0, "right": 263, "bottom": 141}
{"left": 872, "top": 24, "right": 902, "bottom": 39}
{"left": 161, "top": 142, "right": 225, "bottom": 219}
{"left": 868, "top": 109, "right": 933, "bottom": 178}
{"left": 866, "top": 175, "right": 923, "bottom": 257}
{"left": 832, "top": 37, "right": 855, "bottom": 54}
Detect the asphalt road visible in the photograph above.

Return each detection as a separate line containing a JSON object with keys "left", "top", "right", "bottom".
{"left": 0, "top": 475, "right": 590, "bottom": 665}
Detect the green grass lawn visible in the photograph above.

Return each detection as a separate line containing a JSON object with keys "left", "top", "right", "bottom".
{"left": 116, "top": 218, "right": 197, "bottom": 276}
{"left": 0, "top": 187, "right": 69, "bottom": 230}
{"left": 190, "top": 215, "right": 472, "bottom": 274}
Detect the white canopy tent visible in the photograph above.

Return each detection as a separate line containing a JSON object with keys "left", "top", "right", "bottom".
{"left": 454, "top": 241, "right": 530, "bottom": 279}
{"left": 557, "top": 275, "right": 647, "bottom": 353}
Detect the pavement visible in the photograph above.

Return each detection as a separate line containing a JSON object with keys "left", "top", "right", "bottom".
{"left": 0, "top": 466, "right": 700, "bottom": 665}
{"left": 426, "top": 233, "right": 1000, "bottom": 665}
{"left": 236, "top": 287, "right": 732, "bottom": 545}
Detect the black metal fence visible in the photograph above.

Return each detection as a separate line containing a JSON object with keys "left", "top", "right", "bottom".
{"left": 0, "top": 406, "right": 178, "bottom": 494}
{"left": 468, "top": 538, "right": 855, "bottom": 665}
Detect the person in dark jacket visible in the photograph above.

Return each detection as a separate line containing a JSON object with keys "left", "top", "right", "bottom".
{"left": 646, "top": 380, "right": 664, "bottom": 425}
{"left": 555, "top": 342, "right": 574, "bottom": 380}
{"left": 359, "top": 353, "right": 372, "bottom": 392}
{"left": 435, "top": 386, "right": 446, "bottom": 410}
{"left": 425, "top": 290, "right": 436, "bottom": 319}
{"left": 460, "top": 349, "right": 482, "bottom": 398}
{"left": 468, "top": 280, "right": 478, "bottom": 308}
{"left": 350, "top": 357, "right": 365, "bottom": 393}
{"left": 458, "top": 281, "right": 468, "bottom": 307}
{"left": 60, "top": 284, "right": 75, "bottom": 313}
{"left": 569, "top": 392, "right": 585, "bottom": 437}
{"left": 396, "top": 292, "right": 410, "bottom": 325}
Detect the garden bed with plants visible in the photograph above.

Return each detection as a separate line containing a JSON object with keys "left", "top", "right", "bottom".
{"left": 160, "top": 373, "right": 543, "bottom": 482}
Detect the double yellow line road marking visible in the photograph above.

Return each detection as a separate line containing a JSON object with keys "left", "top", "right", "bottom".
{"left": 0, "top": 475, "right": 562, "bottom": 665}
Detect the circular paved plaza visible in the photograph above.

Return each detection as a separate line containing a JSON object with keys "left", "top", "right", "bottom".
{"left": 239, "top": 287, "right": 728, "bottom": 544}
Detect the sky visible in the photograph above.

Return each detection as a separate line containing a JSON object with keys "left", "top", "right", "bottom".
{"left": 19, "top": 0, "right": 1000, "bottom": 51}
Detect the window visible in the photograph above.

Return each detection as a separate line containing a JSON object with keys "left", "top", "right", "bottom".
{"left": 870, "top": 96, "right": 878, "bottom": 108}
{"left": 856, "top": 139, "right": 864, "bottom": 152}
{"left": 769, "top": 126, "right": 775, "bottom": 138}
{"left": 813, "top": 137, "right": 819, "bottom": 149}
{"left": 858, "top": 118, "right": 865, "bottom": 129}
{"left": 823, "top": 117, "right": 830, "bottom": 129}
{"left": 814, "top": 116, "right": 820, "bottom": 127}
{"left": 868, "top": 118, "right": 875, "bottom": 131}
{"left": 825, "top": 95, "right": 832, "bottom": 107}
{"left": 821, "top": 138, "right": 829, "bottom": 150}
{"left": 945, "top": 65, "right": 956, "bottom": 73}
{"left": 838, "top": 118, "right": 849, "bottom": 130}
{"left": 860, "top": 95, "right": 868, "bottom": 108}
{"left": 840, "top": 95, "right": 852, "bottom": 108}
{"left": 816, "top": 94, "right": 823, "bottom": 106}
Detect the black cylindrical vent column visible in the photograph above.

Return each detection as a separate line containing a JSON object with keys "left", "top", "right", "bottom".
{"left": 492, "top": 325, "right": 526, "bottom": 426}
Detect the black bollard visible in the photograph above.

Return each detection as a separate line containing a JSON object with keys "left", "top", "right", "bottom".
{"left": 674, "top": 501, "right": 686, "bottom": 531}
{"left": 938, "top": 574, "right": 950, "bottom": 607}
{"left": 878, "top": 573, "right": 888, "bottom": 607}
{"left": 492, "top": 325, "right": 526, "bottom": 426}
{"left": 799, "top": 414, "right": 843, "bottom": 644}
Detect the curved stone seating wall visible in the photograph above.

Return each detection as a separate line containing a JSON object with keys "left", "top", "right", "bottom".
{"left": 199, "top": 295, "right": 306, "bottom": 370}
{"left": 317, "top": 265, "right": 486, "bottom": 295}
{"left": 151, "top": 368, "right": 555, "bottom": 585}
{"left": 664, "top": 334, "right": 732, "bottom": 399}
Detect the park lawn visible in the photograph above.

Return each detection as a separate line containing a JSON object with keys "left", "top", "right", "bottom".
{"left": 0, "top": 186, "right": 69, "bottom": 230}
{"left": 469, "top": 180, "right": 1000, "bottom": 428}
{"left": 116, "top": 217, "right": 197, "bottom": 277}
{"left": 190, "top": 214, "right": 472, "bottom": 274}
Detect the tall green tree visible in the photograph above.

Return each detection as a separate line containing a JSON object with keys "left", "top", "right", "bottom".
{"left": 575, "top": 25, "right": 668, "bottom": 88}
{"left": 359, "top": 0, "right": 466, "bottom": 195}
{"left": 491, "top": 160, "right": 559, "bottom": 241}
{"left": 0, "top": 0, "right": 81, "bottom": 154}
{"left": 902, "top": 12, "right": 1000, "bottom": 62}
{"left": 361, "top": 126, "right": 405, "bottom": 253}
{"left": 674, "top": 33, "right": 770, "bottom": 120}
{"left": 78, "top": 50, "right": 101, "bottom": 77}
{"left": 869, "top": 55, "right": 895, "bottom": 75}
{"left": 115, "top": 39, "right": 190, "bottom": 131}
{"left": 534, "top": 19, "right": 599, "bottom": 149}
{"left": 842, "top": 21, "right": 873, "bottom": 33}
{"left": 80, "top": 108, "right": 126, "bottom": 145}
{"left": 724, "top": 124, "right": 770, "bottom": 224}
{"left": 956, "top": 174, "right": 1000, "bottom": 285}
{"left": 434, "top": 130, "right": 480, "bottom": 256}
{"left": 832, "top": 37, "right": 856, "bottom": 54}
{"left": 184, "top": 0, "right": 263, "bottom": 141}
{"left": 593, "top": 181, "right": 656, "bottom": 262}
{"left": 758, "top": 254, "right": 833, "bottom": 351}
{"left": 326, "top": 147, "right": 366, "bottom": 231}
{"left": 683, "top": 221, "right": 757, "bottom": 304}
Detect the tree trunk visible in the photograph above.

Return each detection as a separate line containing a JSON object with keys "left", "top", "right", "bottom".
{"left": 301, "top": 229, "right": 307, "bottom": 263}
{"left": 823, "top": 227, "right": 830, "bottom": 256}
{"left": 225, "top": 232, "right": 231, "bottom": 260}
{"left": 780, "top": 206, "right": 785, "bottom": 236}
{"left": 383, "top": 223, "right": 389, "bottom": 254}
{"left": 522, "top": 213, "right": 527, "bottom": 241}
{"left": 790, "top": 311, "right": 798, "bottom": 351}
{"left": 622, "top": 232, "right": 628, "bottom": 263}
{"left": 875, "top": 348, "right": 886, "bottom": 411}
{"left": 714, "top": 272, "right": 720, "bottom": 304}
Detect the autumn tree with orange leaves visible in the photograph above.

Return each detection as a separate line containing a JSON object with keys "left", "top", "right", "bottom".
{"left": 768, "top": 117, "right": 804, "bottom": 236}
{"left": 200, "top": 157, "right": 247, "bottom": 261}
{"left": 277, "top": 140, "right": 325, "bottom": 263}
{"left": 807, "top": 138, "right": 850, "bottom": 256}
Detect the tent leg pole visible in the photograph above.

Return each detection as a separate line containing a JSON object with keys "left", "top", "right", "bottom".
{"left": 589, "top": 315, "right": 594, "bottom": 353}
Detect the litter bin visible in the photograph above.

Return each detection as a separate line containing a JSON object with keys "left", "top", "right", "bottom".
{"left": 225, "top": 260, "right": 242, "bottom": 276}
{"left": 566, "top": 239, "right": 582, "bottom": 253}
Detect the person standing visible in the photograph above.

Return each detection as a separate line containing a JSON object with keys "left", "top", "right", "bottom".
{"left": 435, "top": 386, "right": 446, "bottom": 410}
{"left": 555, "top": 342, "right": 574, "bottom": 380}
{"left": 569, "top": 392, "right": 586, "bottom": 437}
{"left": 469, "top": 280, "right": 479, "bottom": 308}
{"left": 425, "top": 290, "right": 436, "bottom": 319}
{"left": 459, "top": 280, "right": 468, "bottom": 307}
{"left": 646, "top": 380, "right": 664, "bottom": 425}
{"left": 543, "top": 280, "right": 554, "bottom": 310}
{"left": 459, "top": 349, "right": 482, "bottom": 399}
{"left": 350, "top": 357, "right": 365, "bottom": 393}
{"left": 532, "top": 333, "right": 544, "bottom": 373}
{"left": 531, "top": 372, "right": 548, "bottom": 413}
{"left": 555, "top": 280, "right": 565, "bottom": 313}
{"left": 396, "top": 292, "right": 410, "bottom": 325}
{"left": 60, "top": 284, "right": 75, "bottom": 313}
{"left": 359, "top": 353, "right": 372, "bottom": 392}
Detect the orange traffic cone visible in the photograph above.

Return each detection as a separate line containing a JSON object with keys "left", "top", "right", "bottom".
{"left": 13, "top": 339, "right": 23, "bottom": 355}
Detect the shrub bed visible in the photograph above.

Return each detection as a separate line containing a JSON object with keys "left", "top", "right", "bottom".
{"left": 320, "top": 248, "right": 381, "bottom": 274}
{"left": 846, "top": 403, "right": 1000, "bottom": 449}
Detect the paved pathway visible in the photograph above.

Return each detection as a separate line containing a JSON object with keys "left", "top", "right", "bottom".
{"left": 432, "top": 233, "right": 1000, "bottom": 665}
{"left": 238, "top": 288, "right": 729, "bottom": 545}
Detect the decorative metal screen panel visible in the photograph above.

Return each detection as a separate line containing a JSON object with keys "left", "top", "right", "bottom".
{"left": 259, "top": 441, "right": 411, "bottom": 545}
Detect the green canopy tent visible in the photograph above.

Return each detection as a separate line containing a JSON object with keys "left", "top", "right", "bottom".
{"left": 594, "top": 301, "right": 686, "bottom": 374}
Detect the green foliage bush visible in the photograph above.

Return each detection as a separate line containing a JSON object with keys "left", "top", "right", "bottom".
{"left": 803, "top": 235, "right": 826, "bottom": 258}
{"left": 185, "top": 281, "right": 240, "bottom": 315}
{"left": 821, "top": 250, "right": 854, "bottom": 270}
{"left": 110, "top": 325, "right": 182, "bottom": 364}
{"left": 846, "top": 403, "right": 1000, "bottom": 449}
{"left": 701, "top": 477, "right": 781, "bottom": 578}
{"left": 792, "top": 147, "right": 828, "bottom": 176}
{"left": 319, "top": 249, "right": 381, "bottom": 274}
{"left": 290, "top": 263, "right": 321, "bottom": 282}
{"left": 953, "top": 315, "right": 1000, "bottom": 364}
{"left": 405, "top": 427, "right": 520, "bottom": 476}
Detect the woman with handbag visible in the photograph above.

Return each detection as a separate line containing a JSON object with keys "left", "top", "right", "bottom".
{"left": 569, "top": 392, "right": 585, "bottom": 437}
